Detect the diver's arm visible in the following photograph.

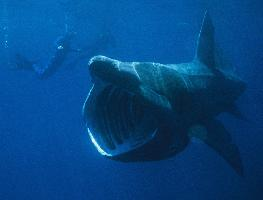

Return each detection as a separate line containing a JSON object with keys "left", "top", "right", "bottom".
{"left": 69, "top": 48, "right": 82, "bottom": 53}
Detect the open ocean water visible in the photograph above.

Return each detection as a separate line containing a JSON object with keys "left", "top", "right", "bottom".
{"left": 0, "top": 0, "right": 262, "bottom": 199}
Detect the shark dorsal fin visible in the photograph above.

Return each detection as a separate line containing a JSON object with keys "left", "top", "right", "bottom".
{"left": 195, "top": 11, "right": 215, "bottom": 68}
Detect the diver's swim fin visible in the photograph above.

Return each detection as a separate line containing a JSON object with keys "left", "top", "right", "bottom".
{"left": 198, "top": 119, "right": 244, "bottom": 176}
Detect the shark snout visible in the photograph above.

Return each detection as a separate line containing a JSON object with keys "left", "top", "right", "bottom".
{"left": 89, "top": 55, "right": 140, "bottom": 89}
{"left": 89, "top": 55, "right": 119, "bottom": 81}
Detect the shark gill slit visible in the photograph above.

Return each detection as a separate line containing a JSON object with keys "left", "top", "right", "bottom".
{"left": 96, "top": 86, "right": 115, "bottom": 149}
{"left": 95, "top": 85, "right": 147, "bottom": 150}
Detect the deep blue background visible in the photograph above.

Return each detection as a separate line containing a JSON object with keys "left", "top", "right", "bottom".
{"left": 0, "top": 0, "right": 263, "bottom": 199}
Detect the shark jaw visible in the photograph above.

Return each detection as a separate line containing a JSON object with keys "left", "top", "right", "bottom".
{"left": 83, "top": 77, "right": 158, "bottom": 157}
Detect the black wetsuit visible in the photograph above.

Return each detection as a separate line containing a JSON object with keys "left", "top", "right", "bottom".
{"left": 35, "top": 32, "right": 76, "bottom": 79}
{"left": 14, "top": 31, "right": 115, "bottom": 78}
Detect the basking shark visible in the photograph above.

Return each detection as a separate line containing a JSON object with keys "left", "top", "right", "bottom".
{"left": 82, "top": 12, "right": 246, "bottom": 175}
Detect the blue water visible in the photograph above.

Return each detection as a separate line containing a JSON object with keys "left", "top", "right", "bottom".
{"left": 0, "top": 1, "right": 262, "bottom": 199}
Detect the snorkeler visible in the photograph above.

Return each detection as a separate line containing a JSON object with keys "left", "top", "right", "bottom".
{"left": 38, "top": 31, "right": 81, "bottom": 78}
{"left": 14, "top": 31, "right": 80, "bottom": 79}
{"left": 14, "top": 30, "right": 115, "bottom": 78}
{"left": 65, "top": 30, "right": 116, "bottom": 67}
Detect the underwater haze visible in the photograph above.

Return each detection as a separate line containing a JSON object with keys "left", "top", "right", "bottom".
{"left": 0, "top": 0, "right": 263, "bottom": 199}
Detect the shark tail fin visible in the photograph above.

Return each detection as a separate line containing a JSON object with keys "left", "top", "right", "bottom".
{"left": 195, "top": 11, "right": 216, "bottom": 68}
{"left": 189, "top": 119, "right": 244, "bottom": 176}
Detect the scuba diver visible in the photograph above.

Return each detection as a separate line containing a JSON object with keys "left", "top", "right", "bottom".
{"left": 14, "top": 31, "right": 80, "bottom": 79}
{"left": 66, "top": 31, "right": 116, "bottom": 67}
{"left": 14, "top": 30, "right": 115, "bottom": 79}
{"left": 37, "top": 31, "right": 81, "bottom": 78}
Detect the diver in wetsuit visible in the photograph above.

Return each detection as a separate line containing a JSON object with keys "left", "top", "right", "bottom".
{"left": 36, "top": 31, "right": 80, "bottom": 78}
{"left": 14, "top": 30, "right": 115, "bottom": 78}
{"left": 14, "top": 31, "right": 80, "bottom": 79}
{"left": 66, "top": 31, "right": 116, "bottom": 67}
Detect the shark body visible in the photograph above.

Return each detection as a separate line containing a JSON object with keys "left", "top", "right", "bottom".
{"left": 83, "top": 12, "right": 246, "bottom": 175}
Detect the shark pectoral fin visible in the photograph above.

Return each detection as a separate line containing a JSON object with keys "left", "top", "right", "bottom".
{"left": 190, "top": 120, "right": 243, "bottom": 175}
{"left": 139, "top": 86, "right": 172, "bottom": 111}
{"left": 195, "top": 11, "right": 216, "bottom": 68}
{"left": 203, "top": 119, "right": 243, "bottom": 175}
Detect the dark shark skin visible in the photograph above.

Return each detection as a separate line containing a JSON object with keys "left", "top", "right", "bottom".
{"left": 83, "top": 12, "right": 246, "bottom": 175}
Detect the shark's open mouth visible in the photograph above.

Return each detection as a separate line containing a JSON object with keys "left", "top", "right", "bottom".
{"left": 81, "top": 10, "right": 246, "bottom": 174}
{"left": 83, "top": 82, "right": 157, "bottom": 157}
